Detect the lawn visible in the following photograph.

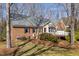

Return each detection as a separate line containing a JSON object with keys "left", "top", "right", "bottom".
{"left": 0, "top": 41, "right": 6, "bottom": 48}
{"left": 39, "top": 47, "right": 79, "bottom": 56}
{"left": 0, "top": 40, "right": 79, "bottom": 56}
{"left": 13, "top": 40, "right": 79, "bottom": 56}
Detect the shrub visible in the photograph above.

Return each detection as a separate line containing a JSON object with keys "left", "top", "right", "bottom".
{"left": 0, "top": 31, "right": 6, "bottom": 41}
{"left": 39, "top": 33, "right": 58, "bottom": 43}
{"left": 65, "top": 30, "right": 79, "bottom": 42}
{"left": 0, "top": 22, "right": 6, "bottom": 42}
{"left": 65, "top": 35, "right": 77, "bottom": 42}
{"left": 40, "top": 33, "right": 52, "bottom": 40}
{"left": 0, "top": 37, "right": 6, "bottom": 42}
{"left": 65, "top": 36, "right": 70, "bottom": 42}
{"left": 75, "top": 30, "right": 79, "bottom": 41}
{"left": 16, "top": 36, "right": 27, "bottom": 40}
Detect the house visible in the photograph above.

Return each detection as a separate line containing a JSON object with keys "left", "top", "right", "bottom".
{"left": 11, "top": 14, "right": 69, "bottom": 41}
{"left": 42, "top": 20, "right": 69, "bottom": 36}
{"left": 43, "top": 23, "right": 56, "bottom": 33}
{"left": 11, "top": 19, "right": 38, "bottom": 41}
{"left": 11, "top": 16, "right": 49, "bottom": 41}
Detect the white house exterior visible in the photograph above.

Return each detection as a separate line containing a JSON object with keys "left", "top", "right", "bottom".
{"left": 55, "top": 31, "right": 69, "bottom": 36}
{"left": 43, "top": 23, "right": 56, "bottom": 33}
{"left": 43, "top": 24, "right": 49, "bottom": 33}
{"left": 42, "top": 21, "right": 69, "bottom": 36}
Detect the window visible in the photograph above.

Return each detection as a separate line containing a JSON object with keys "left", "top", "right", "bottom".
{"left": 49, "top": 27, "right": 51, "bottom": 32}
{"left": 44, "top": 28, "right": 46, "bottom": 32}
{"left": 49, "top": 27, "right": 56, "bottom": 32}
{"left": 33, "top": 28, "right": 35, "bottom": 33}
{"left": 24, "top": 27, "right": 28, "bottom": 33}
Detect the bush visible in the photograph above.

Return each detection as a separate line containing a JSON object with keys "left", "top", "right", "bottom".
{"left": 0, "top": 22, "right": 6, "bottom": 42}
{"left": 0, "top": 32, "right": 6, "bottom": 41}
{"left": 75, "top": 30, "right": 79, "bottom": 41}
{"left": 65, "top": 36, "right": 70, "bottom": 42}
{"left": 0, "top": 39, "right": 6, "bottom": 42}
{"left": 65, "top": 30, "right": 79, "bottom": 42}
{"left": 0, "top": 28, "right": 6, "bottom": 41}
{"left": 40, "top": 33, "right": 52, "bottom": 40}
{"left": 40, "top": 33, "right": 58, "bottom": 43}
{"left": 65, "top": 35, "right": 77, "bottom": 42}
{"left": 16, "top": 36, "right": 27, "bottom": 40}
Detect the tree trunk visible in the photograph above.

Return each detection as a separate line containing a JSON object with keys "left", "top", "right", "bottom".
{"left": 74, "top": 18, "right": 77, "bottom": 31}
{"left": 70, "top": 3, "right": 75, "bottom": 45}
{"left": 0, "top": 3, "right": 2, "bottom": 40}
{"left": 6, "top": 3, "right": 12, "bottom": 48}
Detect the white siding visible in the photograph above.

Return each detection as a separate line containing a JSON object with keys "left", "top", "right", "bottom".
{"left": 43, "top": 25, "right": 49, "bottom": 33}
{"left": 55, "top": 31, "right": 69, "bottom": 36}
{"left": 43, "top": 23, "right": 69, "bottom": 36}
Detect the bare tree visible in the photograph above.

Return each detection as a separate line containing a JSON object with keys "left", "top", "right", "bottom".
{"left": 0, "top": 4, "right": 6, "bottom": 41}
{"left": 0, "top": 3, "right": 2, "bottom": 40}
{"left": 62, "top": 3, "right": 75, "bottom": 45}
{"left": 27, "top": 4, "right": 50, "bottom": 39}
{"left": 0, "top": 3, "right": 1, "bottom": 17}
{"left": 63, "top": 3, "right": 79, "bottom": 31}
{"left": 0, "top": 3, "right": 3, "bottom": 26}
{"left": 70, "top": 3, "right": 75, "bottom": 45}
{"left": 74, "top": 4, "right": 79, "bottom": 30}
{"left": 6, "top": 3, "right": 12, "bottom": 48}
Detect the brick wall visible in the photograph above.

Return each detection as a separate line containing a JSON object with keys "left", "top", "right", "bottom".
{"left": 11, "top": 27, "right": 34, "bottom": 42}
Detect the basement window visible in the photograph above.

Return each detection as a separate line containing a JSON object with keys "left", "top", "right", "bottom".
{"left": 33, "top": 28, "right": 35, "bottom": 33}
{"left": 24, "top": 27, "right": 28, "bottom": 33}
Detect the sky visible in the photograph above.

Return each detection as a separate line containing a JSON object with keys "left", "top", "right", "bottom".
{"left": 0, "top": 3, "right": 68, "bottom": 21}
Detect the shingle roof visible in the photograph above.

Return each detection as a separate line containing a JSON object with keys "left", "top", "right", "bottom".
{"left": 11, "top": 14, "right": 54, "bottom": 27}
{"left": 11, "top": 19, "right": 36, "bottom": 27}
{"left": 11, "top": 14, "right": 50, "bottom": 27}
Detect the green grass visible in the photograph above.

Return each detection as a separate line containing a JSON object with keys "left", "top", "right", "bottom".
{"left": 0, "top": 41, "right": 6, "bottom": 48}
{"left": 14, "top": 40, "right": 79, "bottom": 56}
{"left": 39, "top": 47, "right": 79, "bottom": 56}
{"left": 0, "top": 40, "right": 79, "bottom": 56}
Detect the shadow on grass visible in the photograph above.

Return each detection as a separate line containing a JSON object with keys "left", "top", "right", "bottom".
{"left": 27, "top": 46, "right": 44, "bottom": 56}
{"left": 17, "top": 44, "right": 38, "bottom": 56}
{"left": 13, "top": 39, "right": 53, "bottom": 56}
{"left": 13, "top": 40, "right": 32, "bottom": 56}
{"left": 18, "top": 40, "right": 32, "bottom": 47}
{"left": 29, "top": 45, "right": 53, "bottom": 56}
